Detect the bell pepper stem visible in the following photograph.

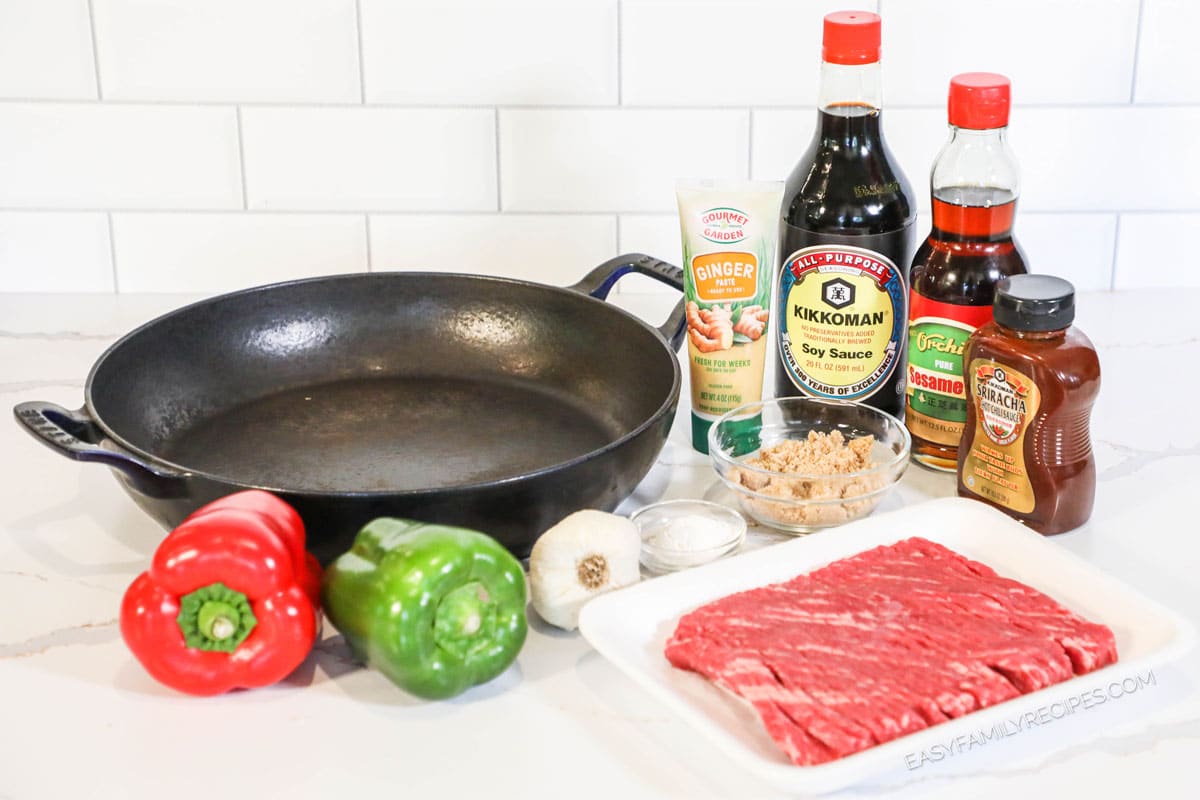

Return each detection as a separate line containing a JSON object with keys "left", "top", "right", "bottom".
{"left": 197, "top": 600, "right": 240, "bottom": 641}
{"left": 433, "top": 582, "right": 498, "bottom": 660}
{"left": 177, "top": 582, "right": 258, "bottom": 653}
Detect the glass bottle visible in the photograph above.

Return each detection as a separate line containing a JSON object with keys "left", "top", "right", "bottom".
{"left": 775, "top": 10, "right": 915, "bottom": 418}
{"left": 907, "top": 72, "right": 1029, "bottom": 470}
{"left": 958, "top": 275, "right": 1100, "bottom": 535}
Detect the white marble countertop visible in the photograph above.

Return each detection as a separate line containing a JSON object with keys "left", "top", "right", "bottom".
{"left": 1, "top": 289, "right": 1197, "bottom": 799}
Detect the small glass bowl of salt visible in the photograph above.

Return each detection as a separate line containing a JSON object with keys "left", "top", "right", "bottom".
{"left": 631, "top": 500, "right": 747, "bottom": 573}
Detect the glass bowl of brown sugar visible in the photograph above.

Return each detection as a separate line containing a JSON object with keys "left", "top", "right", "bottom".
{"left": 708, "top": 397, "right": 911, "bottom": 533}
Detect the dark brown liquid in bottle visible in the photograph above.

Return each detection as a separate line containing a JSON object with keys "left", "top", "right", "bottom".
{"left": 777, "top": 106, "right": 915, "bottom": 416}
{"left": 957, "top": 323, "right": 1100, "bottom": 534}
{"left": 908, "top": 187, "right": 1028, "bottom": 470}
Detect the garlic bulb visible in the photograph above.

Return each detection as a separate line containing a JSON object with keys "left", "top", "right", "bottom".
{"left": 529, "top": 509, "right": 641, "bottom": 631}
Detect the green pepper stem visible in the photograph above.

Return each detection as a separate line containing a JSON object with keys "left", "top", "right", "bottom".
{"left": 198, "top": 600, "right": 240, "bottom": 641}
{"left": 433, "top": 582, "right": 498, "bottom": 660}
{"left": 177, "top": 582, "right": 257, "bottom": 653}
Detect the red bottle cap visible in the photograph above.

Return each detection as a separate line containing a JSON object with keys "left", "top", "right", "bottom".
{"left": 948, "top": 72, "right": 1011, "bottom": 129}
{"left": 822, "top": 11, "right": 881, "bottom": 65}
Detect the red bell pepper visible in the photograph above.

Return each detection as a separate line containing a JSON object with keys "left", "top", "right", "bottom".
{"left": 120, "top": 490, "right": 322, "bottom": 696}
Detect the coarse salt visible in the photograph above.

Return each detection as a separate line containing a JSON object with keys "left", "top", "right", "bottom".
{"left": 633, "top": 500, "right": 746, "bottom": 573}
{"left": 643, "top": 514, "right": 739, "bottom": 567}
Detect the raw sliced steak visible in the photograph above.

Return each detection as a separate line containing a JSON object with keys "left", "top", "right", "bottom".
{"left": 664, "top": 537, "right": 1118, "bottom": 766}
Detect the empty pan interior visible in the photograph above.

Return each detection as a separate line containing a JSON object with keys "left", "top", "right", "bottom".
{"left": 86, "top": 273, "right": 678, "bottom": 493}
{"left": 157, "top": 375, "right": 617, "bottom": 492}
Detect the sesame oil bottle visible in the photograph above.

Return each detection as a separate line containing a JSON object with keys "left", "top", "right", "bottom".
{"left": 907, "top": 73, "right": 1029, "bottom": 470}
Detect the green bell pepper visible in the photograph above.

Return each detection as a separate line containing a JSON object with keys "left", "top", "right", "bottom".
{"left": 321, "top": 518, "right": 528, "bottom": 700}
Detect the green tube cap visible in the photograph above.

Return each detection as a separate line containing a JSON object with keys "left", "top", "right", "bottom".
{"left": 692, "top": 413, "right": 714, "bottom": 454}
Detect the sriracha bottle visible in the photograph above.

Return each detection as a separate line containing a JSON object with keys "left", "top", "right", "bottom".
{"left": 958, "top": 275, "right": 1100, "bottom": 534}
{"left": 907, "top": 73, "right": 1029, "bottom": 471}
{"left": 775, "top": 10, "right": 915, "bottom": 417}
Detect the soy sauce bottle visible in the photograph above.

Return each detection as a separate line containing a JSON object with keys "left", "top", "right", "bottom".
{"left": 775, "top": 11, "right": 914, "bottom": 417}
{"left": 907, "top": 73, "right": 1028, "bottom": 471}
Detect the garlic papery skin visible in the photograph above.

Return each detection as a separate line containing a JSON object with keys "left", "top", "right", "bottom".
{"left": 528, "top": 509, "right": 641, "bottom": 631}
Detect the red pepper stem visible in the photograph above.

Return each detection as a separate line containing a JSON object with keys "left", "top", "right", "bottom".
{"left": 177, "top": 582, "right": 258, "bottom": 653}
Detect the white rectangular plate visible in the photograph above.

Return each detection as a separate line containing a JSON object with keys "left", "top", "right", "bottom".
{"left": 578, "top": 497, "right": 1196, "bottom": 794}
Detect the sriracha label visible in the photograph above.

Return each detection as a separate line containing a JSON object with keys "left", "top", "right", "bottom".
{"left": 905, "top": 293, "right": 994, "bottom": 447}
{"left": 962, "top": 359, "right": 1041, "bottom": 514}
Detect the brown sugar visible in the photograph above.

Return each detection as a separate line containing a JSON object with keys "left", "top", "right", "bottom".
{"left": 733, "top": 431, "right": 886, "bottom": 528}
{"left": 744, "top": 430, "right": 874, "bottom": 476}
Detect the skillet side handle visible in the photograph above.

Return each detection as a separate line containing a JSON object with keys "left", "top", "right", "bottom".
{"left": 568, "top": 253, "right": 687, "bottom": 352}
{"left": 13, "top": 401, "right": 189, "bottom": 499}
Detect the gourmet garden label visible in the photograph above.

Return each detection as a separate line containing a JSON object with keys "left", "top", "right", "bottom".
{"left": 676, "top": 181, "right": 783, "bottom": 453}
{"left": 777, "top": 245, "right": 907, "bottom": 401}
{"left": 905, "top": 293, "right": 995, "bottom": 446}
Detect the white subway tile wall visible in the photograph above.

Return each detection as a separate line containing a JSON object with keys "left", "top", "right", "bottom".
{"left": 1113, "top": 213, "right": 1200, "bottom": 289}
{"left": 880, "top": 0, "right": 1141, "bottom": 106}
{"left": 91, "top": 0, "right": 361, "bottom": 103}
{"left": 500, "top": 109, "right": 748, "bottom": 212}
{"left": 992, "top": 214, "right": 1118, "bottom": 293}
{"left": 621, "top": 0, "right": 854, "bottom": 107}
{"left": 240, "top": 107, "right": 497, "bottom": 211}
{"left": 0, "top": 0, "right": 1194, "bottom": 293}
{"left": 0, "top": 104, "right": 240, "bottom": 209}
{"left": 617, "top": 213, "right": 701, "bottom": 295}
{"left": 0, "top": 212, "right": 112, "bottom": 291}
{"left": 1134, "top": 0, "right": 1200, "bottom": 103}
{"left": 910, "top": 211, "right": 1120, "bottom": 293}
{"left": 1012, "top": 107, "right": 1200, "bottom": 212}
{"left": 369, "top": 214, "right": 616, "bottom": 283}
{"left": 112, "top": 214, "right": 367, "bottom": 293}
{"left": 0, "top": 0, "right": 96, "bottom": 100}
{"left": 361, "top": 1, "right": 618, "bottom": 105}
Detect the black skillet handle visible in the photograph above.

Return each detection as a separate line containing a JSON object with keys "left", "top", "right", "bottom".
{"left": 568, "top": 253, "right": 687, "bottom": 352}
{"left": 13, "top": 401, "right": 189, "bottom": 499}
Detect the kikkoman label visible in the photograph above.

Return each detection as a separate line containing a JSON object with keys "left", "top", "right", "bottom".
{"left": 700, "top": 207, "right": 749, "bottom": 244}
{"left": 962, "top": 359, "right": 1041, "bottom": 514}
{"left": 777, "top": 245, "right": 906, "bottom": 400}
{"left": 905, "top": 294, "right": 994, "bottom": 446}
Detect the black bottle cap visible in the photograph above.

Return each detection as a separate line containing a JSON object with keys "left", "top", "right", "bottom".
{"left": 994, "top": 274, "right": 1075, "bottom": 331}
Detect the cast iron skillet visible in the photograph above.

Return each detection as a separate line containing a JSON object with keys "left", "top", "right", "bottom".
{"left": 14, "top": 253, "right": 685, "bottom": 563}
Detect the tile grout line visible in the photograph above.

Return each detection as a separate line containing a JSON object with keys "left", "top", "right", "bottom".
{"left": 3, "top": 208, "right": 1197, "bottom": 217}
{"left": 616, "top": 0, "right": 623, "bottom": 105}
{"left": 0, "top": 208, "right": 649, "bottom": 216}
{"left": 747, "top": 109, "right": 754, "bottom": 179}
{"left": 614, "top": 213, "right": 622, "bottom": 256}
{"left": 494, "top": 108, "right": 502, "bottom": 211}
{"left": 1110, "top": 215, "right": 1122, "bottom": 291}
{"left": 235, "top": 107, "right": 249, "bottom": 210}
{"left": 354, "top": 0, "right": 367, "bottom": 104}
{"left": 364, "top": 214, "right": 374, "bottom": 271}
{"left": 85, "top": 0, "right": 103, "bottom": 98}
{"left": 1129, "top": 0, "right": 1146, "bottom": 103}
{"left": 106, "top": 213, "right": 119, "bottom": 293}
{"left": 3, "top": 98, "right": 1200, "bottom": 111}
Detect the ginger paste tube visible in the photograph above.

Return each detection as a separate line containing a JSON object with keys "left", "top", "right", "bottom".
{"left": 676, "top": 180, "right": 784, "bottom": 453}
